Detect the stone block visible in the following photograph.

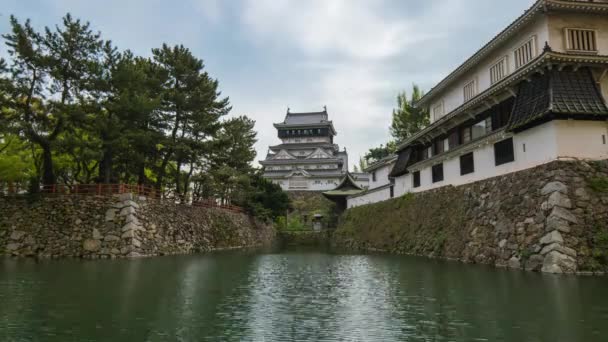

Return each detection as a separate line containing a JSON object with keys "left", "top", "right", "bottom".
{"left": 525, "top": 254, "right": 544, "bottom": 271}
{"left": 123, "top": 200, "right": 140, "bottom": 209}
{"left": 545, "top": 216, "right": 571, "bottom": 233}
{"left": 541, "top": 251, "right": 576, "bottom": 274}
{"left": 541, "top": 182, "right": 568, "bottom": 196}
{"left": 498, "top": 239, "right": 507, "bottom": 248}
{"left": 540, "top": 231, "right": 563, "bottom": 245}
{"left": 120, "top": 206, "right": 136, "bottom": 216}
{"left": 118, "top": 193, "right": 133, "bottom": 201}
{"left": 104, "top": 235, "right": 120, "bottom": 242}
{"left": 121, "top": 230, "right": 136, "bottom": 239}
{"left": 547, "top": 192, "right": 572, "bottom": 209}
{"left": 23, "top": 235, "right": 36, "bottom": 246}
{"left": 132, "top": 238, "right": 142, "bottom": 248}
{"left": 6, "top": 243, "right": 20, "bottom": 251}
{"left": 548, "top": 207, "right": 577, "bottom": 224}
{"left": 540, "top": 243, "right": 577, "bottom": 258}
{"left": 10, "top": 231, "right": 26, "bottom": 241}
{"left": 125, "top": 214, "right": 140, "bottom": 225}
{"left": 122, "top": 222, "right": 142, "bottom": 232}
{"left": 83, "top": 239, "right": 101, "bottom": 252}
{"left": 574, "top": 187, "right": 590, "bottom": 201}
{"left": 105, "top": 209, "right": 117, "bottom": 222}
{"left": 92, "top": 228, "right": 102, "bottom": 240}
{"left": 508, "top": 257, "right": 521, "bottom": 269}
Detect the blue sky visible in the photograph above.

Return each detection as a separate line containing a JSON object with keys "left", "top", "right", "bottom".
{"left": 1, "top": 0, "right": 532, "bottom": 168}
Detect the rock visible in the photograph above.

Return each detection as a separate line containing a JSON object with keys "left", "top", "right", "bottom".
{"left": 574, "top": 187, "right": 590, "bottom": 201}
{"left": 104, "top": 235, "right": 120, "bottom": 242}
{"left": 123, "top": 200, "right": 140, "bottom": 209}
{"left": 548, "top": 207, "right": 578, "bottom": 224}
{"left": 110, "top": 248, "right": 121, "bottom": 255}
{"left": 121, "top": 230, "right": 136, "bottom": 239}
{"left": 10, "top": 231, "right": 26, "bottom": 241}
{"left": 125, "top": 214, "right": 140, "bottom": 225}
{"left": 75, "top": 218, "right": 82, "bottom": 225}
{"left": 83, "top": 239, "right": 101, "bottom": 252}
{"left": 132, "top": 239, "right": 142, "bottom": 248}
{"left": 540, "top": 231, "right": 563, "bottom": 245}
{"left": 105, "top": 209, "right": 117, "bottom": 222}
{"left": 547, "top": 192, "right": 572, "bottom": 209}
{"left": 127, "top": 251, "right": 142, "bottom": 258}
{"left": 92, "top": 228, "right": 102, "bottom": 240}
{"left": 545, "top": 216, "right": 571, "bottom": 233}
{"left": 122, "top": 222, "right": 142, "bottom": 232}
{"left": 542, "top": 251, "right": 577, "bottom": 274}
{"left": 508, "top": 257, "right": 521, "bottom": 269}
{"left": 6, "top": 243, "right": 20, "bottom": 251}
{"left": 540, "top": 243, "right": 577, "bottom": 258}
{"left": 541, "top": 182, "right": 568, "bottom": 196}
{"left": 120, "top": 206, "right": 136, "bottom": 216}
{"left": 23, "top": 235, "right": 36, "bottom": 246}
{"left": 498, "top": 239, "right": 507, "bottom": 248}
{"left": 525, "top": 254, "right": 544, "bottom": 271}
{"left": 118, "top": 193, "right": 133, "bottom": 201}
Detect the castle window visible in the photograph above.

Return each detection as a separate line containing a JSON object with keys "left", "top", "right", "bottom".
{"left": 432, "top": 101, "right": 444, "bottom": 121}
{"left": 432, "top": 163, "right": 444, "bottom": 183}
{"left": 460, "top": 152, "right": 475, "bottom": 175}
{"left": 490, "top": 56, "right": 509, "bottom": 84}
{"left": 514, "top": 36, "right": 537, "bottom": 69}
{"left": 461, "top": 126, "right": 472, "bottom": 144}
{"left": 471, "top": 119, "right": 487, "bottom": 140}
{"left": 494, "top": 138, "right": 515, "bottom": 166}
{"left": 463, "top": 79, "right": 477, "bottom": 102}
{"left": 565, "top": 28, "right": 597, "bottom": 53}
{"left": 413, "top": 171, "right": 421, "bottom": 188}
{"left": 372, "top": 171, "right": 377, "bottom": 182}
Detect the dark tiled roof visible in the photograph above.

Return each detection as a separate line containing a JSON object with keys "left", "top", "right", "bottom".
{"left": 284, "top": 110, "right": 329, "bottom": 125}
{"left": 269, "top": 143, "right": 338, "bottom": 151}
{"left": 388, "top": 148, "right": 412, "bottom": 178}
{"left": 508, "top": 67, "right": 608, "bottom": 131}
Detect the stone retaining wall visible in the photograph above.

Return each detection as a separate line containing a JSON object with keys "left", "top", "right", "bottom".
{"left": 0, "top": 194, "right": 274, "bottom": 259}
{"left": 332, "top": 160, "right": 608, "bottom": 274}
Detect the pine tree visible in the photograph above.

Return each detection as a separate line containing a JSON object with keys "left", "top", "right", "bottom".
{"left": 389, "top": 85, "right": 430, "bottom": 143}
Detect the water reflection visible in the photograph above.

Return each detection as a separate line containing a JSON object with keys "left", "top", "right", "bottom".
{"left": 1, "top": 251, "right": 608, "bottom": 341}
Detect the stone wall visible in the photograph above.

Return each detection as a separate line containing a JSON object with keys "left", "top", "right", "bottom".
{"left": 332, "top": 160, "right": 608, "bottom": 274}
{"left": 0, "top": 193, "right": 274, "bottom": 259}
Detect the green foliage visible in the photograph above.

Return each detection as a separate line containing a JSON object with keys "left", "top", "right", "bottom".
{"left": 0, "top": 13, "right": 283, "bottom": 220}
{"left": 390, "top": 85, "right": 429, "bottom": 143}
{"left": 591, "top": 228, "right": 608, "bottom": 267}
{"left": 588, "top": 176, "right": 608, "bottom": 193}
{"left": 275, "top": 216, "right": 306, "bottom": 232}
{"left": 364, "top": 141, "right": 397, "bottom": 164}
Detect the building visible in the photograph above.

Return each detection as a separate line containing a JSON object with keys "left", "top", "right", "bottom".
{"left": 261, "top": 108, "right": 366, "bottom": 191}
{"left": 385, "top": 0, "right": 608, "bottom": 198}
{"left": 347, "top": 155, "right": 397, "bottom": 208}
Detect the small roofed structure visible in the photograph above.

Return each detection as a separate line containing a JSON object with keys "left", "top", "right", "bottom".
{"left": 322, "top": 172, "right": 364, "bottom": 211}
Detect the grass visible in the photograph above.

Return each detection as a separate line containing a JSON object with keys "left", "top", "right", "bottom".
{"left": 588, "top": 176, "right": 608, "bottom": 193}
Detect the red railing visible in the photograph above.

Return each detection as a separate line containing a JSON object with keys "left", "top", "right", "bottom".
{"left": 39, "top": 183, "right": 160, "bottom": 199}
{"left": 1, "top": 183, "right": 245, "bottom": 214}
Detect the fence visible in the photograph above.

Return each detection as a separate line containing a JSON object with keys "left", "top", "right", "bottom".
{"left": 1, "top": 183, "right": 245, "bottom": 214}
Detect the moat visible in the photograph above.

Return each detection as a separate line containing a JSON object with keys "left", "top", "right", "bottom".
{"left": 1, "top": 249, "right": 608, "bottom": 341}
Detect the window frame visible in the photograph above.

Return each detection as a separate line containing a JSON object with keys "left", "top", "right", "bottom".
{"left": 431, "top": 163, "right": 444, "bottom": 183}
{"left": 460, "top": 152, "right": 475, "bottom": 176}
{"left": 514, "top": 35, "right": 537, "bottom": 69}
{"left": 463, "top": 79, "right": 477, "bottom": 102}
{"left": 432, "top": 101, "right": 445, "bottom": 121}
{"left": 413, "top": 171, "right": 421, "bottom": 188}
{"left": 564, "top": 28, "right": 598, "bottom": 53}
{"left": 490, "top": 55, "right": 509, "bottom": 85}
{"left": 494, "top": 138, "right": 515, "bottom": 166}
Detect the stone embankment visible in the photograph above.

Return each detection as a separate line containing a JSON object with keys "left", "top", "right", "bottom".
{"left": 0, "top": 194, "right": 274, "bottom": 259}
{"left": 332, "top": 160, "right": 608, "bottom": 275}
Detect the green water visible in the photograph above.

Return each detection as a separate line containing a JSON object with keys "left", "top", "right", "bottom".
{"left": 1, "top": 250, "right": 608, "bottom": 341}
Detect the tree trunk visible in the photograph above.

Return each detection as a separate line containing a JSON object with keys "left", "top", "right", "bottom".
{"left": 99, "top": 145, "right": 113, "bottom": 184}
{"left": 41, "top": 143, "right": 55, "bottom": 186}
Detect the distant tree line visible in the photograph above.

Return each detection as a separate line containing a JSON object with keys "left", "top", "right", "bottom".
{"left": 0, "top": 14, "right": 288, "bottom": 220}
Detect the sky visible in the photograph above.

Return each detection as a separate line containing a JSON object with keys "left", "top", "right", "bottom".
{"left": 0, "top": 0, "right": 533, "bottom": 169}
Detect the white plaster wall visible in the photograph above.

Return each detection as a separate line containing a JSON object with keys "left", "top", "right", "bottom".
{"left": 548, "top": 13, "right": 608, "bottom": 54}
{"left": 347, "top": 187, "right": 392, "bottom": 209}
{"left": 393, "top": 121, "right": 608, "bottom": 196}
{"left": 429, "top": 16, "right": 549, "bottom": 123}
{"left": 555, "top": 120, "right": 608, "bottom": 159}
{"left": 369, "top": 164, "right": 394, "bottom": 190}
